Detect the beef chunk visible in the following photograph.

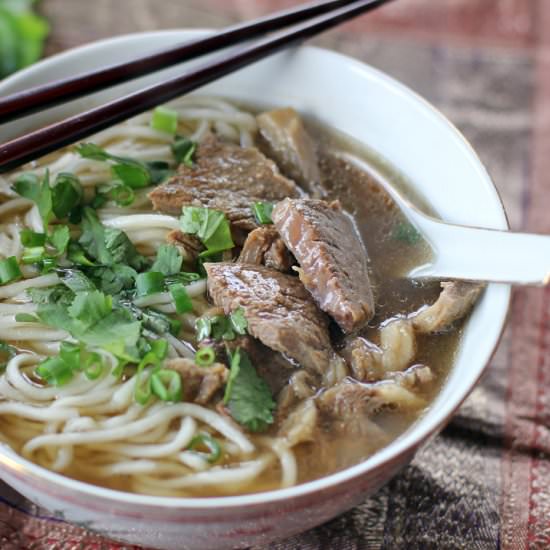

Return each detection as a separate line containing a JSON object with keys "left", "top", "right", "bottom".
{"left": 340, "top": 336, "right": 384, "bottom": 382}
{"left": 204, "top": 262, "right": 332, "bottom": 374}
{"left": 149, "top": 135, "right": 300, "bottom": 231}
{"left": 278, "top": 399, "right": 319, "bottom": 447}
{"left": 238, "top": 226, "right": 294, "bottom": 272}
{"left": 272, "top": 198, "right": 374, "bottom": 333}
{"left": 411, "top": 281, "right": 484, "bottom": 334}
{"left": 166, "top": 230, "right": 203, "bottom": 263}
{"left": 165, "top": 358, "right": 228, "bottom": 404}
{"left": 316, "top": 375, "right": 428, "bottom": 436}
{"left": 256, "top": 107, "right": 323, "bottom": 196}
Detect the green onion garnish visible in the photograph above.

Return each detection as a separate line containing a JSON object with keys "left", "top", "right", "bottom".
{"left": 21, "top": 246, "right": 45, "bottom": 264}
{"left": 169, "top": 283, "right": 192, "bottom": 314}
{"left": 151, "top": 106, "right": 179, "bottom": 135}
{"left": 35, "top": 356, "right": 73, "bottom": 386}
{"left": 109, "top": 183, "right": 135, "bottom": 207}
{"left": 20, "top": 229, "right": 46, "bottom": 247}
{"left": 83, "top": 353, "right": 104, "bottom": 380}
{"left": 172, "top": 136, "right": 197, "bottom": 167}
{"left": 134, "top": 369, "right": 152, "bottom": 405}
{"left": 229, "top": 307, "right": 247, "bottom": 335}
{"left": 40, "top": 257, "right": 57, "bottom": 273}
{"left": 252, "top": 201, "right": 274, "bottom": 225}
{"left": 187, "top": 433, "right": 221, "bottom": 463}
{"left": 136, "top": 271, "right": 165, "bottom": 297}
{"left": 150, "top": 369, "right": 182, "bottom": 402}
{"left": 195, "top": 346, "right": 216, "bottom": 367}
{"left": 15, "top": 313, "right": 38, "bottom": 323}
{"left": 195, "top": 317, "right": 211, "bottom": 341}
{"left": 0, "top": 256, "right": 22, "bottom": 285}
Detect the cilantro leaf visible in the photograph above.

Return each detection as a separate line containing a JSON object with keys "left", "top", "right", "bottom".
{"left": 89, "top": 264, "right": 137, "bottom": 294}
{"left": 49, "top": 225, "right": 70, "bottom": 255}
{"left": 229, "top": 307, "right": 248, "bottom": 335}
{"left": 67, "top": 290, "right": 112, "bottom": 330}
{"left": 51, "top": 172, "right": 83, "bottom": 219}
{"left": 151, "top": 244, "right": 182, "bottom": 276}
{"left": 180, "top": 207, "right": 234, "bottom": 255}
{"left": 12, "top": 170, "right": 53, "bottom": 228}
{"left": 223, "top": 348, "right": 275, "bottom": 432}
{"left": 58, "top": 269, "right": 95, "bottom": 293}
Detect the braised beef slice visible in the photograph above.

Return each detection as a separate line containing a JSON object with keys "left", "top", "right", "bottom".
{"left": 204, "top": 262, "right": 332, "bottom": 374}
{"left": 411, "top": 281, "right": 485, "bottom": 334}
{"left": 149, "top": 134, "right": 300, "bottom": 231}
{"left": 272, "top": 198, "right": 374, "bottom": 333}
{"left": 256, "top": 107, "right": 324, "bottom": 197}
{"left": 238, "top": 226, "right": 294, "bottom": 272}
{"left": 165, "top": 358, "right": 228, "bottom": 405}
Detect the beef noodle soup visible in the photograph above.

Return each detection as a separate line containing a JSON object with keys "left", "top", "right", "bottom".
{"left": 0, "top": 97, "right": 483, "bottom": 497}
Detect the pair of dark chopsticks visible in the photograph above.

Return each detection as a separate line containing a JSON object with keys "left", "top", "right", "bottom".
{"left": 0, "top": 0, "right": 394, "bottom": 173}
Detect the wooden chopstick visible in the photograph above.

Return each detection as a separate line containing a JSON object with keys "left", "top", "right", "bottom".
{"left": 0, "top": 0, "right": 394, "bottom": 173}
{"left": 0, "top": 0, "right": 360, "bottom": 124}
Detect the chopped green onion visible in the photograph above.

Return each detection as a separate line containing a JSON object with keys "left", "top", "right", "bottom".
{"left": 15, "top": 313, "right": 38, "bottom": 323}
{"left": 195, "top": 346, "right": 216, "bottom": 367}
{"left": 35, "top": 357, "right": 73, "bottom": 386}
{"left": 21, "top": 246, "right": 45, "bottom": 264}
{"left": 169, "top": 283, "right": 192, "bottom": 314}
{"left": 229, "top": 307, "right": 247, "bottom": 335}
{"left": 83, "top": 352, "right": 104, "bottom": 380}
{"left": 59, "top": 341, "right": 80, "bottom": 370}
{"left": 0, "top": 256, "right": 22, "bottom": 285}
{"left": 112, "top": 358, "right": 128, "bottom": 379}
{"left": 172, "top": 136, "right": 196, "bottom": 167}
{"left": 252, "top": 202, "right": 274, "bottom": 224}
{"left": 134, "top": 369, "right": 152, "bottom": 405}
{"left": 136, "top": 271, "right": 165, "bottom": 297}
{"left": 150, "top": 338, "right": 169, "bottom": 361}
{"left": 195, "top": 317, "right": 211, "bottom": 341}
{"left": 187, "top": 433, "right": 221, "bottom": 463}
{"left": 108, "top": 183, "right": 135, "bottom": 207}
{"left": 150, "top": 369, "right": 182, "bottom": 402}
{"left": 20, "top": 229, "right": 46, "bottom": 247}
{"left": 40, "top": 257, "right": 57, "bottom": 273}
{"left": 151, "top": 106, "right": 178, "bottom": 135}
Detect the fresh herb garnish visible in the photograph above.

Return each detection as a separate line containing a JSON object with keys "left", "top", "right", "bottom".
{"left": 0, "top": 256, "right": 22, "bottom": 285}
{"left": 180, "top": 207, "right": 234, "bottom": 256}
{"left": 151, "top": 106, "right": 178, "bottom": 135}
{"left": 51, "top": 172, "right": 83, "bottom": 219}
{"left": 76, "top": 143, "right": 172, "bottom": 187}
{"left": 169, "top": 283, "right": 192, "bottom": 314}
{"left": 195, "top": 346, "right": 215, "bottom": 367}
{"left": 172, "top": 136, "right": 196, "bottom": 167}
{"left": 252, "top": 201, "right": 274, "bottom": 225}
{"left": 151, "top": 244, "right": 182, "bottom": 276}
{"left": 187, "top": 433, "right": 221, "bottom": 463}
{"left": 223, "top": 348, "right": 275, "bottom": 432}
{"left": 194, "top": 308, "right": 247, "bottom": 342}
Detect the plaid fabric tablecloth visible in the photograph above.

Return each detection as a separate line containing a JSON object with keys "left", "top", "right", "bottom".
{"left": 1, "top": 1, "right": 549, "bottom": 548}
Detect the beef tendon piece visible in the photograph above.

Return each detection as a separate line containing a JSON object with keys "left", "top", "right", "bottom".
{"left": 379, "top": 318, "right": 416, "bottom": 372}
{"left": 149, "top": 134, "right": 300, "bottom": 230}
{"left": 272, "top": 198, "right": 374, "bottom": 333}
{"left": 238, "top": 225, "right": 294, "bottom": 272}
{"left": 204, "top": 262, "right": 332, "bottom": 375}
{"left": 165, "top": 358, "right": 228, "bottom": 405}
{"left": 256, "top": 107, "right": 323, "bottom": 196}
{"left": 340, "top": 336, "right": 385, "bottom": 382}
{"left": 278, "top": 399, "right": 319, "bottom": 447}
{"left": 411, "top": 281, "right": 485, "bottom": 334}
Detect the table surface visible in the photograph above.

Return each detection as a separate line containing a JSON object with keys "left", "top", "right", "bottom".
{"left": 1, "top": 1, "right": 550, "bottom": 548}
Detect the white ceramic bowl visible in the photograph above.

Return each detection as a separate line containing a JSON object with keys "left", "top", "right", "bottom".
{"left": 0, "top": 30, "right": 510, "bottom": 550}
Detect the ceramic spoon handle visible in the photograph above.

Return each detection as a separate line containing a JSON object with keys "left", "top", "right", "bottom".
{"left": 408, "top": 216, "right": 550, "bottom": 285}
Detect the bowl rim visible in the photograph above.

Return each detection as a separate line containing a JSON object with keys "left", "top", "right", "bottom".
{"left": 0, "top": 29, "right": 512, "bottom": 510}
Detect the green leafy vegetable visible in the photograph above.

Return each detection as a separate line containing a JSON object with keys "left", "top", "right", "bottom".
{"left": 0, "top": 0, "right": 49, "bottom": 79}
{"left": 252, "top": 202, "right": 274, "bottom": 225}
{"left": 35, "top": 356, "right": 73, "bottom": 386}
{"left": 180, "top": 207, "right": 234, "bottom": 255}
{"left": 20, "top": 229, "right": 45, "bottom": 247}
{"left": 151, "top": 244, "right": 182, "bottom": 276}
{"left": 172, "top": 136, "right": 196, "bottom": 167}
{"left": 49, "top": 225, "right": 70, "bottom": 255}
{"left": 136, "top": 271, "right": 165, "bottom": 297}
{"left": 169, "top": 283, "right": 192, "bottom": 314}
{"left": 194, "top": 309, "right": 247, "bottom": 343}
{"left": 51, "top": 172, "right": 83, "bottom": 219}
{"left": 223, "top": 348, "right": 275, "bottom": 432}
{"left": 15, "top": 313, "right": 38, "bottom": 322}
{"left": 229, "top": 307, "right": 247, "bottom": 335}
{"left": 12, "top": 170, "right": 53, "bottom": 228}
{"left": 0, "top": 256, "right": 22, "bottom": 285}
{"left": 151, "top": 106, "right": 178, "bottom": 135}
